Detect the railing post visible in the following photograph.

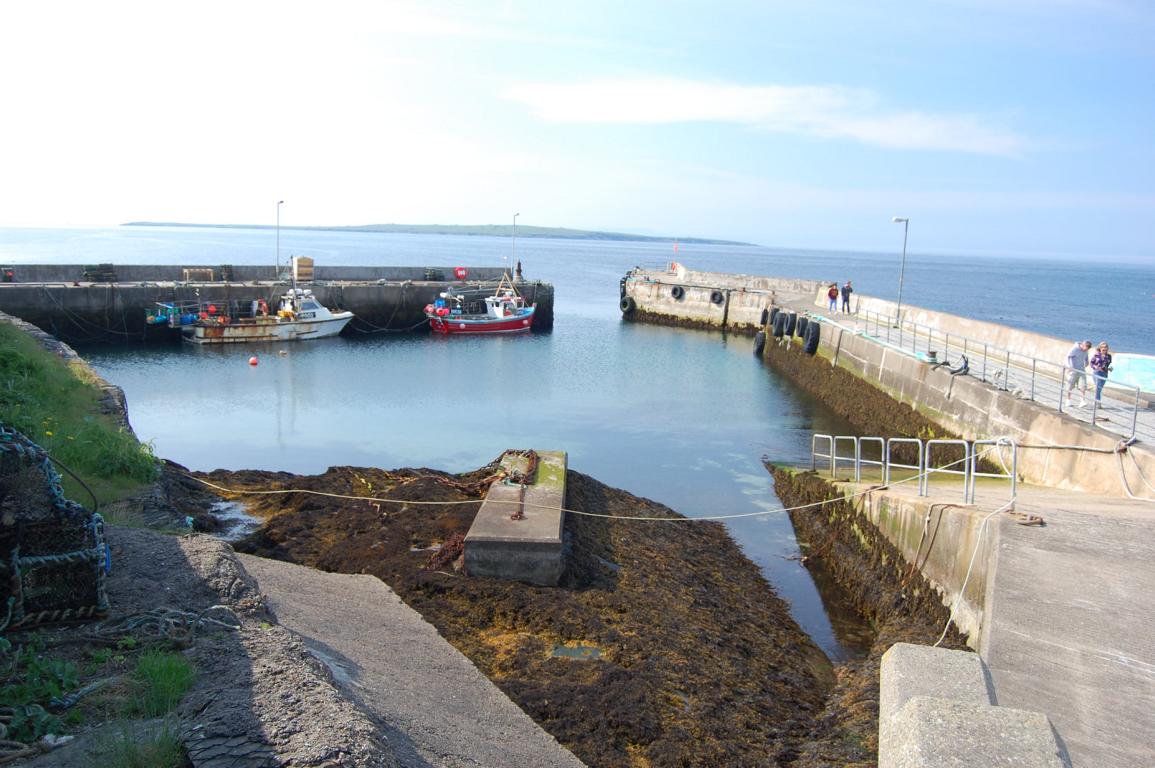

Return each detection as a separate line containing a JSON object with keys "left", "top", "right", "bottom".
{"left": 1132, "top": 387, "right": 1141, "bottom": 439}
{"left": 1030, "top": 359, "right": 1037, "bottom": 401}
{"left": 982, "top": 343, "right": 988, "bottom": 382}
{"left": 1004, "top": 350, "right": 1011, "bottom": 389}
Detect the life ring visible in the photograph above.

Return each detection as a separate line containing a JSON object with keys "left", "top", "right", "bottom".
{"left": 753, "top": 330, "right": 766, "bottom": 357}
{"left": 671, "top": 285, "right": 685, "bottom": 300}
{"left": 710, "top": 290, "right": 725, "bottom": 305}
{"left": 783, "top": 312, "right": 797, "bottom": 337}
{"left": 620, "top": 296, "right": 636, "bottom": 314}
{"left": 772, "top": 312, "right": 786, "bottom": 338}
{"left": 453, "top": 266, "right": 468, "bottom": 280}
{"left": 803, "top": 321, "right": 821, "bottom": 355}
{"left": 796, "top": 316, "right": 809, "bottom": 338}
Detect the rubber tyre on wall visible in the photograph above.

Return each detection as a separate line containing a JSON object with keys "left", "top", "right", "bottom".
{"left": 796, "top": 316, "right": 809, "bottom": 338}
{"left": 759, "top": 308, "right": 769, "bottom": 326}
{"left": 620, "top": 296, "right": 636, "bottom": 315}
{"left": 772, "top": 312, "right": 786, "bottom": 338}
{"left": 784, "top": 312, "right": 797, "bottom": 337}
{"left": 710, "top": 290, "right": 725, "bottom": 305}
{"left": 803, "top": 321, "right": 821, "bottom": 355}
{"left": 769, "top": 307, "right": 780, "bottom": 326}
{"left": 753, "top": 330, "right": 766, "bottom": 357}
{"left": 671, "top": 285, "right": 685, "bottom": 300}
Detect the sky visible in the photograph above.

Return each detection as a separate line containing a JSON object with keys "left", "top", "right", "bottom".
{"left": 1, "top": 0, "right": 1152, "bottom": 257}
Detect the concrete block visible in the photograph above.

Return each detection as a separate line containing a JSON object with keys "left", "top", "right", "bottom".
{"left": 465, "top": 451, "right": 567, "bottom": 586}
{"left": 882, "top": 697, "right": 1068, "bottom": 768}
{"left": 880, "top": 643, "right": 993, "bottom": 726}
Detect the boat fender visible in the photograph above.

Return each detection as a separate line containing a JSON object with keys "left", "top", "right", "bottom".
{"left": 671, "top": 285, "right": 685, "bottom": 300}
{"left": 710, "top": 290, "right": 725, "bottom": 305}
{"left": 803, "top": 321, "right": 821, "bottom": 355}
{"left": 772, "top": 311, "right": 786, "bottom": 338}
{"left": 620, "top": 296, "right": 636, "bottom": 314}
{"left": 769, "top": 307, "right": 780, "bottom": 326}
{"left": 949, "top": 355, "right": 970, "bottom": 376}
{"left": 754, "top": 330, "right": 766, "bottom": 356}
{"left": 796, "top": 316, "right": 809, "bottom": 338}
{"left": 784, "top": 312, "right": 797, "bottom": 337}
{"left": 454, "top": 266, "right": 468, "bottom": 280}
{"left": 424, "top": 304, "right": 434, "bottom": 314}
{"left": 759, "top": 308, "right": 769, "bottom": 326}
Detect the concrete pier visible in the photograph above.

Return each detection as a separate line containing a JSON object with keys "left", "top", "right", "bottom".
{"left": 465, "top": 451, "right": 567, "bottom": 586}
{"left": 0, "top": 264, "right": 554, "bottom": 342}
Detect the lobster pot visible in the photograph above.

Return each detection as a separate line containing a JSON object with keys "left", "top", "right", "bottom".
{"left": 0, "top": 426, "right": 108, "bottom": 632}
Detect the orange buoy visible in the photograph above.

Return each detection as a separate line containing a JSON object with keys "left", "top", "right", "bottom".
{"left": 249, "top": 356, "right": 258, "bottom": 366}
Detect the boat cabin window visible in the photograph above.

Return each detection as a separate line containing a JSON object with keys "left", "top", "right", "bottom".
{"left": 300, "top": 301, "right": 319, "bottom": 310}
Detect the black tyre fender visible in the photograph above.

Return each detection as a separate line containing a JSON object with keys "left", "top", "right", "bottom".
{"left": 768, "top": 307, "right": 780, "bottom": 326}
{"left": 772, "top": 311, "right": 786, "bottom": 338}
{"left": 759, "top": 307, "right": 769, "bottom": 326}
{"left": 803, "top": 321, "right": 821, "bottom": 354}
{"left": 620, "top": 296, "right": 636, "bottom": 315}
{"left": 710, "top": 290, "right": 725, "bottom": 305}
{"left": 784, "top": 312, "right": 797, "bottom": 337}
{"left": 671, "top": 285, "right": 685, "bottom": 300}
{"left": 753, "top": 330, "right": 766, "bottom": 356}
{"left": 796, "top": 316, "right": 809, "bottom": 338}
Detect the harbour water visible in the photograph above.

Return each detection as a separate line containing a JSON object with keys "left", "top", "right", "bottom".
{"left": 3, "top": 225, "right": 1152, "bottom": 660}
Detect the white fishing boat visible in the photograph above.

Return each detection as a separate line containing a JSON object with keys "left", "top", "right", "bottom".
{"left": 152, "top": 287, "right": 353, "bottom": 344}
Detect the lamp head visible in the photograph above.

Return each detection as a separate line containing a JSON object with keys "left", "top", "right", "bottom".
{"left": 892, "top": 216, "right": 908, "bottom": 223}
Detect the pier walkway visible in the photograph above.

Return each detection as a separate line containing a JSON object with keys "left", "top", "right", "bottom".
{"left": 236, "top": 554, "right": 587, "bottom": 768}
{"left": 840, "top": 479, "right": 1155, "bottom": 767}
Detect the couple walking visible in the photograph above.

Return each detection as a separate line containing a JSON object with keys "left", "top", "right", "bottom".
{"left": 826, "top": 281, "right": 853, "bottom": 313}
{"left": 1066, "top": 340, "right": 1113, "bottom": 407}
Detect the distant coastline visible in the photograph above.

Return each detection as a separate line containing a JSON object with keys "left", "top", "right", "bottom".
{"left": 121, "top": 221, "right": 753, "bottom": 246}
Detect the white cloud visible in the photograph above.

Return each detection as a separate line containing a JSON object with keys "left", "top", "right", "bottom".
{"left": 504, "top": 78, "right": 1029, "bottom": 157}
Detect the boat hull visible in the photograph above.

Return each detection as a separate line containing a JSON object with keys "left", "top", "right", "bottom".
{"left": 183, "top": 312, "right": 353, "bottom": 344}
{"left": 428, "top": 308, "right": 535, "bottom": 335}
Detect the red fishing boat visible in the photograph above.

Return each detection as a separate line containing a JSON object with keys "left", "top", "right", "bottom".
{"left": 425, "top": 274, "right": 535, "bottom": 335}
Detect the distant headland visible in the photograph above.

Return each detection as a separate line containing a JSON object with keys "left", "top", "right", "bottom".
{"left": 121, "top": 221, "right": 753, "bottom": 246}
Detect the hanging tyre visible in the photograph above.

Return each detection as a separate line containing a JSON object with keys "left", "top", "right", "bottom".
{"left": 772, "top": 312, "right": 786, "bottom": 338}
{"left": 784, "top": 312, "right": 797, "bottom": 337}
{"left": 710, "top": 290, "right": 725, "bottom": 305}
{"left": 803, "top": 321, "right": 821, "bottom": 355}
{"left": 796, "top": 316, "right": 809, "bottom": 338}
{"left": 671, "top": 285, "right": 685, "bottom": 300}
{"left": 769, "top": 307, "right": 780, "bottom": 326}
{"left": 753, "top": 330, "right": 766, "bottom": 356}
{"left": 759, "top": 308, "right": 769, "bottom": 326}
{"left": 620, "top": 296, "right": 636, "bottom": 314}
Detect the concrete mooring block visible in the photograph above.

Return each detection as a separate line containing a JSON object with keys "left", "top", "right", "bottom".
{"left": 464, "top": 451, "right": 567, "bottom": 586}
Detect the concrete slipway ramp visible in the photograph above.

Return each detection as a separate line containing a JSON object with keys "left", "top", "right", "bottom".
{"left": 236, "top": 554, "right": 586, "bottom": 768}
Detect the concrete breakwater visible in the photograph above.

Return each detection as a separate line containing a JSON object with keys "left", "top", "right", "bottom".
{"left": 0, "top": 263, "right": 554, "bottom": 342}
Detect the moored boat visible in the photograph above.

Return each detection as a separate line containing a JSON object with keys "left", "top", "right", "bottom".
{"left": 425, "top": 275, "right": 535, "bottom": 335}
{"left": 151, "top": 287, "right": 353, "bottom": 344}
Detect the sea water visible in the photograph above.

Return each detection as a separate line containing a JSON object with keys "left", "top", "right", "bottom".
{"left": 2, "top": 226, "right": 1152, "bottom": 660}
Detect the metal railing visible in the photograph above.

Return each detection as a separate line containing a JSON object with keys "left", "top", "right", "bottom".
{"left": 812, "top": 434, "right": 1017, "bottom": 504}
{"left": 845, "top": 309, "right": 1147, "bottom": 442}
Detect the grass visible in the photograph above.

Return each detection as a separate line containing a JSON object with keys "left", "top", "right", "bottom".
{"left": 0, "top": 321, "right": 158, "bottom": 506}
{"left": 98, "top": 719, "right": 188, "bottom": 768}
{"left": 126, "top": 649, "right": 196, "bottom": 718}
{"left": 0, "top": 635, "right": 76, "bottom": 742}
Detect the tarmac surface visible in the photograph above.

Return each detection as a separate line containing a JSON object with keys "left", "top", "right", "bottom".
{"left": 237, "top": 553, "right": 588, "bottom": 768}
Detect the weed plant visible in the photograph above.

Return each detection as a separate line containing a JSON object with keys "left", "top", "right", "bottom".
{"left": 0, "top": 322, "right": 158, "bottom": 504}
{"left": 99, "top": 718, "right": 187, "bottom": 768}
{"left": 127, "top": 649, "right": 195, "bottom": 718}
{"left": 0, "top": 635, "right": 75, "bottom": 742}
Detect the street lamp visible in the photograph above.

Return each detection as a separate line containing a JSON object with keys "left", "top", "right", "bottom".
{"left": 276, "top": 200, "right": 285, "bottom": 282}
{"left": 512, "top": 212, "right": 520, "bottom": 277}
{"left": 892, "top": 216, "right": 909, "bottom": 324}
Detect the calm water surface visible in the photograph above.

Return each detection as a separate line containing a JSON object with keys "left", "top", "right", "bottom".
{"left": 5, "top": 226, "right": 1151, "bottom": 660}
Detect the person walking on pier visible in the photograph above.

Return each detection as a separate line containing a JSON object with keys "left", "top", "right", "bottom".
{"left": 827, "top": 283, "right": 838, "bottom": 312}
{"left": 1090, "top": 341, "right": 1113, "bottom": 404}
{"left": 1066, "top": 340, "right": 1092, "bottom": 407}
{"left": 840, "top": 280, "right": 853, "bottom": 313}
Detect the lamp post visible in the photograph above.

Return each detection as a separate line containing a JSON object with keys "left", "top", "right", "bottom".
{"left": 892, "top": 216, "right": 909, "bottom": 324}
{"left": 512, "top": 212, "right": 519, "bottom": 277}
{"left": 276, "top": 200, "right": 284, "bottom": 282}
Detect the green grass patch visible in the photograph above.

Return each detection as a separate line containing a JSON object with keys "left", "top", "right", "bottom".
{"left": 126, "top": 650, "right": 195, "bottom": 718}
{"left": 0, "top": 321, "right": 158, "bottom": 505}
{"left": 0, "top": 635, "right": 77, "bottom": 742}
{"left": 98, "top": 719, "right": 187, "bottom": 768}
